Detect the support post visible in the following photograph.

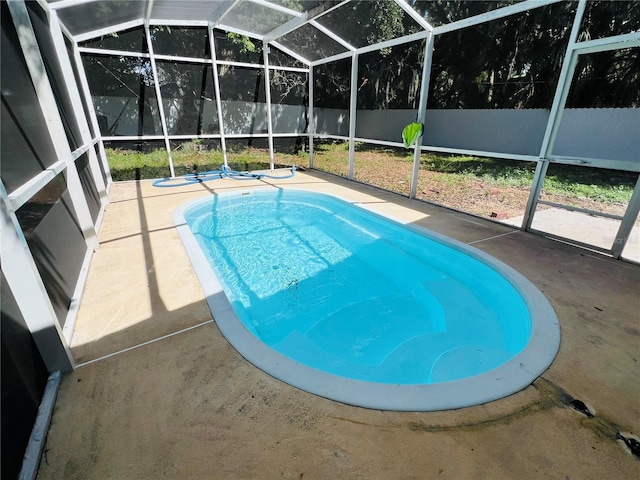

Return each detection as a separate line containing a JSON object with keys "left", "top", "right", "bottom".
{"left": 49, "top": 9, "right": 108, "bottom": 205}
{"left": 612, "top": 174, "right": 640, "bottom": 259}
{"left": 308, "top": 64, "right": 314, "bottom": 168}
{"left": 263, "top": 41, "right": 275, "bottom": 169}
{"left": 521, "top": 0, "right": 587, "bottom": 230}
{"left": 144, "top": 21, "right": 175, "bottom": 178}
{"left": 347, "top": 52, "right": 358, "bottom": 180}
{"left": 410, "top": 32, "right": 434, "bottom": 199}
{"left": 209, "top": 24, "right": 228, "bottom": 166}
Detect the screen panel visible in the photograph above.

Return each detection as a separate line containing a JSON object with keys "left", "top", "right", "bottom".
{"left": 151, "top": 27, "right": 210, "bottom": 58}
{"left": 530, "top": 165, "right": 639, "bottom": 255}
{"left": 82, "top": 54, "right": 162, "bottom": 136}
{"left": 278, "top": 24, "right": 347, "bottom": 62}
{"left": 315, "top": 0, "right": 422, "bottom": 48}
{"left": 80, "top": 26, "right": 147, "bottom": 53}
{"left": 270, "top": 70, "right": 308, "bottom": 134}
{"left": 409, "top": 1, "right": 524, "bottom": 28}
{"left": 222, "top": 2, "right": 295, "bottom": 36}
{"left": 578, "top": 0, "right": 640, "bottom": 41}
{"left": 14, "top": 173, "right": 87, "bottom": 327}
{"left": 157, "top": 61, "right": 218, "bottom": 135}
{"left": 553, "top": 47, "right": 640, "bottom": 169}
{"left": 268, "top": 45, "right": 306, "bottom": 68}
{"left": 218, "top": 66, "right": 267, "bottom": 135}
{"left": 1, "top": 2, "right": 60, "bottom": 193}
{"left": 28, "top": 1, "right": 83, "bottom": 150}
{"left": 313, "top": 58, "right": 351, "bottom": 136}
{"left": 214, "top": 29, "right": 263, "bottom": 64}
{"left": 424, "top": 1, "right": 575, "bottom": 156}
{"left": 55, "top": 0, "right": 145, "bottom": 38}
{"left": 1, "top": 271, "right": 48, "bottom": 480}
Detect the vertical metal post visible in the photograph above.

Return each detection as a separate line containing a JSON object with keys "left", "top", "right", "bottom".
{"left": 144, "top": 21, "right": 175, "bottom": 178}
{"left": 522, "top": 0, "right": 587, "bottom": 230}
{"left": 410, "top": 32, "right": 435, "bottom": 199}
{"left": 347, "top": 52, "right": 358, "bottom": 180}
{"left": 209, "top": 24, "right": 228, "bottom": 166}
{"left": 70, "top": 36, "right": 112, "bottom": 187}
{"left": 521, "top": 159, "right": 550, "bottom": 230}
{"left": 308, "top": 64, "right": 315, "bottom": 168}
{"left": 263, "top": 41, "right": 275, "bottom": 170}
{"left": 612, "top": 174, "right": 640, "bottom": 259}
{"left": 49, "top": 10, "right": 108, "bottom": 205}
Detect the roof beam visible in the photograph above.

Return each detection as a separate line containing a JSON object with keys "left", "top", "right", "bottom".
{"left": 47, "top": 0, "right": 101, "bottom": 10}
{"left": 432, "top": 0, "right": 562, "bottom": 36}
{"left": 145, "top": 0, "right": 154, "bottom": 23}
{"left": 263, "top": 0, "right": 350, "bottom": 42}
{"left": 393, "top": 0, "right": 433, "bottom": 32}
{"left": 250, "top": 0, "right": 304, "bottom": 17}
{"left": 310, "top": 49, "right": 353, "bottom": 67}
{"left": 357, "top": 30, "right": 428, "bottom": 55}
{"left": 148, "top": 19, "right": 209, "bottom": 27}
{"left": 209, "top": 0, "right": 240, "bottom": 26}
{"left": 310, "top": 19, "right": 356, "bottom": 51}
{"left": 270, "top": 41, "right": 311, "bottom": 66}
{"left": 216, "top": 23, "right": 264, "bottom": 41}
{"left": 73, "top": 19, "right": 145, "bottom": 43}
{"left": 573, "top": 31, "right": 640, "bottom": 55}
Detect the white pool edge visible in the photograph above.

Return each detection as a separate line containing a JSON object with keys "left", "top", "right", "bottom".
{"left": 173, "top": 188, "right": 561, "bottom": 411}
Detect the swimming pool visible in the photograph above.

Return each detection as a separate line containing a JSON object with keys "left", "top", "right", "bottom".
{"left": 175, "top": 188, "right": 560, "bottom": 411}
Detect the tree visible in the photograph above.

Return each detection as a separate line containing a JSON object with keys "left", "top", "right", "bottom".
{"left": 567, "top": 0, "right": 640, "bottom": 108}
{"left": 420, "top": 1, "right": 577, "bottom": 109}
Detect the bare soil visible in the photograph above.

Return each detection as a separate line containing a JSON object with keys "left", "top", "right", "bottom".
{"left": 314, "top": 149, "right": 632, "bottom": 223}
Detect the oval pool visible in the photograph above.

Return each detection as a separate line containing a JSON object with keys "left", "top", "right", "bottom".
{"left": 175, "top": 189, "right": 560, "bottom": 411}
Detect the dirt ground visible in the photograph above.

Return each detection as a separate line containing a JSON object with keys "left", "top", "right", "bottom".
{"left": 415, "top": 176, "right": 630, "bottom": 221}
{"left": 312, "top": 151, "right": 634, "bottom": 222}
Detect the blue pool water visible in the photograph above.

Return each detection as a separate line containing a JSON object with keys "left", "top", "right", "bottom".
{"left": 177, "top": 189, "right": 560, "bottom": 410}
{"left": 183, "top": 189, "right": 534, "bottom": 385}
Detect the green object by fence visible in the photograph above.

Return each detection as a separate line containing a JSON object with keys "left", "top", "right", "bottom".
{"left": 402, "top": 122, "right": 424, "bottom": 148}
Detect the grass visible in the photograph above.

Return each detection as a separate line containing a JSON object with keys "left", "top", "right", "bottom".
{"left": 542, "top": 167, "right": 635, "bottom": 204}
{"left": 313, "top": 142, "right": 636, "bottom": 204}
{"left": 105, "top": 142, "right": 636, "bottom": 205}
{"left": 105, "top": 142, "right": 302, "bottom": 181}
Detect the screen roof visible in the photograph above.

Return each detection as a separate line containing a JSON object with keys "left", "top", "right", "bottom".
{"left": 48, "top": 0, "right": 434, "bottom": 63}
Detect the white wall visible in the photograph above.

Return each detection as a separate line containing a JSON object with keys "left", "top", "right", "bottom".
{"left": 94, "top": 96, "right": 640, "bottom": 170}
{"left": 552, "top": 108, "right": 640, "bottom": 168}
{"left": 422, "top": 109, "right": 549, "bottom": 156}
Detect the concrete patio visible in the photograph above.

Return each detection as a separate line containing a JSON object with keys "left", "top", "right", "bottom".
{"left": 36, "top": 170, "right": 639, "bottom": 479}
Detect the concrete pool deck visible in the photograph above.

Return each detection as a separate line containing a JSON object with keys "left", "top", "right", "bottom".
{"left": 37, "top": 170, "right": 639, "bottom": 479}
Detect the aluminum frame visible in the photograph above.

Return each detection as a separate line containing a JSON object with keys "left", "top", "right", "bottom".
{"left": 49, "top": 10, "right": 109, "bottom": 207}
{"left": 4, "top": 0, "right": 640, "bottom": 382}
{"left": 522, "top": 0, "right": 640, "bottom": 259}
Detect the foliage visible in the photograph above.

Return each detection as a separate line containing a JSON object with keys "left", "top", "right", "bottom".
{"left": 567, "top": 48, "right": 639, "bottom": 108}
{"left": 314, "top": 59, "right": 351, "bottom": 109}
{"left": 82, "top": 1, "right": 639, "bottom": 123}
{"left": 226, "top": 32, "right": 256, "bottom": 54}
{"left": 418, "top": 0, "right": 639, "bottom": 109}
{"left": 316, "top": 0, "right": 638, "bottom": 110}
{"left": 424, "top": 1, "right": 576, "bottom": 109}
{"left": 357, "top": 40, "right": 425, "bottom": 110}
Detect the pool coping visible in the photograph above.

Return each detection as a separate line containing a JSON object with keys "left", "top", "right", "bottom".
{"left": 173, "top": 187, "right": 561, "bottom": 411}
